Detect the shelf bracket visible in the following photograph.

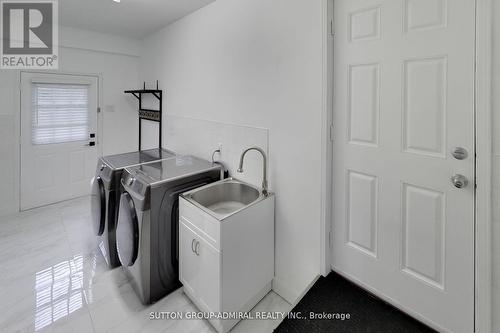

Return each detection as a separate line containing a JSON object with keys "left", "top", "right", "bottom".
{"left": 124, "top": 81, "right": 163, "bottom": 151}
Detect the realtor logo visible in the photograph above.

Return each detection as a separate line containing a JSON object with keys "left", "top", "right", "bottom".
{"left": 1, "top": 0, "right": 58, "bottom": 69}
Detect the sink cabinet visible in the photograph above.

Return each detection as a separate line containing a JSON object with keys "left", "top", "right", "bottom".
{"left": 180, "top": 221, "right": 221, "bottom": 313}
{"left": 179, "top": 194, "right": 275, "bottom": 333}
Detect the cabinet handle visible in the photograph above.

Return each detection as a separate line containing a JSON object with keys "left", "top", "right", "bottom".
{"left": 195, "top": 241, "right": 200, "bottom": 256}
{"left": 191, "top": 239, "right": 196, "bottom": 253}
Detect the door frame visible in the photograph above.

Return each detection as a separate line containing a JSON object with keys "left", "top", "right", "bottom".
{"left": 16, "top": 70, "right": 104, "bottom": 212}
{"left": 319, "top": 0, "right": 493, "bottom": 332}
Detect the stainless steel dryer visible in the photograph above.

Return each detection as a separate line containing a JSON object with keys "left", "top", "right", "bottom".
{"left": 91, "top": 148, "right": 175, "bottom": 267}
{"left": 116, "top": 155, "right": 221, "bottom": 304}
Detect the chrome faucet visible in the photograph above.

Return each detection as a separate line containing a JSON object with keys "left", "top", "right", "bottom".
{"left": 237, "top": 147, "right": 268, "bottom": 196}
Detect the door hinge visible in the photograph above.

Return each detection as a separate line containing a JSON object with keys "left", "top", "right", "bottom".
{"left": 97, "top": 107, "right": 101, "bottom": 113}
{"left": 329, "top": 124, "right": 334, "bottom": 142}
{"left": 330, "top": 19, "right": 335, "bottom": 36}
{"left": 328, "top": 230, "right": 333, "bottom": 248}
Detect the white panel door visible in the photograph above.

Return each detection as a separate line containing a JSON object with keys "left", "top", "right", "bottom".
{"left": 20, "top": 72, "right": 100, "bottom": 210}
{"left": 332, "top": 1, "right": 475, "bottom": 332}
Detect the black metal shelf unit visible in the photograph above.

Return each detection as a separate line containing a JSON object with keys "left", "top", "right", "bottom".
{"left": 125, "top": 81, "right": 162, "bottom": 150}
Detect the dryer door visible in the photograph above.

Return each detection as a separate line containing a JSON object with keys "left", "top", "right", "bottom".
{"left": 116, "top": 192, "right": 139, "bottom": 266}
{"left": 91, "top": 176, "right": 106, "bottom": 236}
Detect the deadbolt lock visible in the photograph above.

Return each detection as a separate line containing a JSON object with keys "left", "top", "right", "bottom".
{"left": 451, "top": 147, "right": 468, "bottom": 160}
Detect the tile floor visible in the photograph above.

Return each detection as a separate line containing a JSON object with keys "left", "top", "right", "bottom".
{"left": 0, "top": 197, "right": 291, "bottom": 333}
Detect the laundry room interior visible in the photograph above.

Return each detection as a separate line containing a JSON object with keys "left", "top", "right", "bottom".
{"left": 0, "top": 0, "right": 499, "bottom": 332}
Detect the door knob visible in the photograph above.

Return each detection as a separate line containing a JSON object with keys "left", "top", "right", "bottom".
{"left": 451, "top": 147, "right": 468, "bottom": 160}
{"left": 451, "top": 174, "right": 468, "bottom": 189}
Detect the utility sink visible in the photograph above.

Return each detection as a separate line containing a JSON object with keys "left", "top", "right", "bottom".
{"left": 182, "top": 178, "right": 267, "bottom": 219}
{"left": 179, "top": 177, "right": 274, "bottom": 333}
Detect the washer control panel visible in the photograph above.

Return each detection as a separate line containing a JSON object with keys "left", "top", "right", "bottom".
{"left": 98, "top": 161, "right": 113, "bottom": 183}
{"left": 122, "top": 172, "right": 146, "bottom": 197}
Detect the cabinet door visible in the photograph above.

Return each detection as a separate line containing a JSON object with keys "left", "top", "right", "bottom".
{"left": 180, "top": 222, "right": 200, "bottom": 297}
{"left": 197, "top": 236, "right": 221, "bottom": 313}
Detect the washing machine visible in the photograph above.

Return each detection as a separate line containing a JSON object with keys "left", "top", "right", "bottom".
{"left": 91, "top": 148, "right": 176, "bottom": 267}
{"left": 116, "top": 155, "right": 221, "bottom": 304}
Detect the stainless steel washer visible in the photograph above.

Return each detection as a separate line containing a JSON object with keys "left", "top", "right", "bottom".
{"left": 91, "top": 149, "right": 175, "bottom": 267}
{"left": 116, "top": 155, "right": 221, "bottom": 304}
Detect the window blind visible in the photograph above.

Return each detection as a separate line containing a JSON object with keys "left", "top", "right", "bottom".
{"left": 32, "top": 83, "right": 90, "bottom": 145}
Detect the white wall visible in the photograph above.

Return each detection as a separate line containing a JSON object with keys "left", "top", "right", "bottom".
{"left": 60, "top": 26, "right": 142, "bottom": 57}
{"left": 492, "top": 1, "right": 500, "bottom": 330}
{"left": 162, "top": 115, "right": 270, "bottom": 189}
{"left": 0, "top": 27, "right": 141, "bottom": 216}
{"left": 140, "top": 0, "right": 325, "bottom": 302}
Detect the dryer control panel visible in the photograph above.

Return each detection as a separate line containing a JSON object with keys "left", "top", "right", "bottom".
{"left": 121, "top": 172, "right": 147, "bottom": 198}
{"left": 97, "top": 160, "right": 113, "bottom": 184}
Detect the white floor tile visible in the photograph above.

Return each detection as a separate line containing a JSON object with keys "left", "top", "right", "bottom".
{"left": 0, "top": 197, "right": 291, "bottom": 333}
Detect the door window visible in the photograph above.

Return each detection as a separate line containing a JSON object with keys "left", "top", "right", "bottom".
{"left": 31, "top": 83, "right": 90, "bottom": 145}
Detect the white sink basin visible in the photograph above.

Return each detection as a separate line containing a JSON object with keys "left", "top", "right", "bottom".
{"left": 182, "top": 178, "right": 265, "bottom": 219}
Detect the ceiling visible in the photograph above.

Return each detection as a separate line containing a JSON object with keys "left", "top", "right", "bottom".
{"left": 59, "top": 0, "right": 215, "bottom": 39}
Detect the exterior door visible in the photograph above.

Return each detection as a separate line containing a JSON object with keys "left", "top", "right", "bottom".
{"left": 332, "top": 1, "right": 475, "bottom": 332}
{"left": 20, "top": 72, "right": 100, "bottom": 210}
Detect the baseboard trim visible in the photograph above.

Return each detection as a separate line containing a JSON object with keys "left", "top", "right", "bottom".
{"left": 272, "top": 278, "right": 298, "bottom": 304}
{"left": 272, "top": 275, "right": 320, "bottom": 306}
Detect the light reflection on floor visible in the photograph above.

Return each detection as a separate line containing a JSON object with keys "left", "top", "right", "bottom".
{"left": 34, "top": 254, "right": 95, "bottom": 331}
{"left": 0, "top": 197, "right": 289, "bottom": 332}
